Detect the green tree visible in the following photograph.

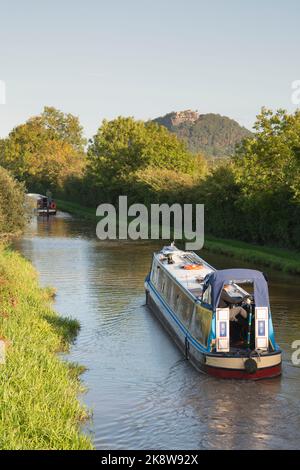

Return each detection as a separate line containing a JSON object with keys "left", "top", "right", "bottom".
{"left": 187, "top": 108, "right": 300, "bottom": 248}
{"left": 193, "top": 163, "right": 244, "bottom": 238}
{"left": 0, "top": 166, "right": 26, "bottom": 240}
{"left": 0, "top": 107, "right": 86, "bottom": 192}
{"left": 86, "top": 117, "right": 196, "bottom": 201}
{"left": 234, "top": 108, "right": 300, "bottom": 202}
{"left": 124, "top": 167, "right": 198, "bottom": 205}
{"left": 41, "top": 106, "right": 87, "bottom": 151}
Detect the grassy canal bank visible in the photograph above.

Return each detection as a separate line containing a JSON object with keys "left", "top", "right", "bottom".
{"left": 0, "top": 245, "right": 93, "bottom": 450}
{"left": 57, "top": 199, "right": 300, "bottom": 276}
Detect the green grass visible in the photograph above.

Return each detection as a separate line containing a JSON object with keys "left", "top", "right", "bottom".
{"left": 203, "top": 236, "right": 300, "bottom": 275}
{"left": 57, "top": 198, "right": 300, "bottom": 275}
{"left": 56, "top": 199, "right": 98, "bottom": 220}
{"left": 0, "top": 245, "right": 93, "bottom": 450}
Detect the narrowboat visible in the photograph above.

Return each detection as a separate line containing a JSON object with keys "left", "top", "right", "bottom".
{"left": 145, "top": 245, "right": 281, "bottom": 380}
{"left": 26, "top": 193, "right": 57, "bottom": 216}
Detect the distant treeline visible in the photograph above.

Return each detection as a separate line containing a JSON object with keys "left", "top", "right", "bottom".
{"left": 0, "top": 106, "right": 300, "bottom": 250}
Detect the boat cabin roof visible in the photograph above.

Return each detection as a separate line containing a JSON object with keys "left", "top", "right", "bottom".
{"left": 26, "top": 193, "right": 47, "bottom": 200}
{"left": 154, "top": 246, "right": 215, "bottom": 299}
{"left": 154, "top": 246, "right": 252, "bottom": 303}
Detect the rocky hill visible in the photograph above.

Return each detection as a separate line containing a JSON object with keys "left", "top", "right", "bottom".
{"left": 153, "top": 110, "right": 252, "bottom": 157}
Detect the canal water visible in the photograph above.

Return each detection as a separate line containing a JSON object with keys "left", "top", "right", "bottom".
{"left": 14, "top": 212, "right": 300, "bottom": 450}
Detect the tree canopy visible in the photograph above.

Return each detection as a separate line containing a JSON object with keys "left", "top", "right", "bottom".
{"left": 234, "top": 108, "right": 300, "bottom": 202}
{"left": 0, "top": 166, "right": 26, "bottom": 239}
{"left": 0, "top": 107, "right": 86, "bottom": 192}
{"left": 191, "top": 108, "right": 300, "bottom": 248}
{"left": 87, "top": 117, "right": 196, "bottom": 179}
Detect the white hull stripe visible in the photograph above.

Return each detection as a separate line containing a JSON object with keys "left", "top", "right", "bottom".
{"left": 206, "top": 353, "right": 281, "bottom": 370}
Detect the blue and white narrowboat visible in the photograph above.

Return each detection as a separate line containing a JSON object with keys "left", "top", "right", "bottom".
{"left": 145, "top": 245, "right": 281, "bottom": 380}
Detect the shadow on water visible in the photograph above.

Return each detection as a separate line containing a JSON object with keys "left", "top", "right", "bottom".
{"left": 14, "top": 212, "right": 300, "bottom": 450}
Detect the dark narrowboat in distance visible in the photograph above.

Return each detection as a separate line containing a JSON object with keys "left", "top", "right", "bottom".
{"left": 145, "top": 245, "right": 281, "bottom": 380}
{"left": 26, "top": 193, "right": 57, "bottom": 216}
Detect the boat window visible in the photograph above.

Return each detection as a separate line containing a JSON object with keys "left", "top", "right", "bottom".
{"left": 164, "top": 275, "right": 173, "bottom": 304}
{"left": 176, "top": 292, "right": 194, "bottom": 327}
{"left": 190, "top": 305, "right": 212, "bottom": 347}
{"left": 156, "top": 267, "right": 165, "bottom": 293}
{"left": 170, "top": 284, "right": 180, "bottom": 311}
{"left": 152, "top": 264, "right": 194, "bottom": 328}
{"left": 151, "top": 260, "right": 160, "bottom": 286}
{"left": 202, "top": 284, "right": 212, "bottom": 306}
{"left": 168, "top": 282, "right": 176, "bottom": 310}
{"left": 160, "top": 272, "right": 167, "bottom": 295}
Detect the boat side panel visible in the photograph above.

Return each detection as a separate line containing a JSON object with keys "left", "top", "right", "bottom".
{"left": 146, "top": 281, "right": 210, "bottom": 370}
{"left": 147, "top": 288, "right": 187, "bottom": 356}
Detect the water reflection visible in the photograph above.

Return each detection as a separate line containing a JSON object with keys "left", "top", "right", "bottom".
{"left": 14, "top": 213, "right": 300, "bottom": 449}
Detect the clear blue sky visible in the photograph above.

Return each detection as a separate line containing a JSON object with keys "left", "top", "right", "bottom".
{"left": 0, "top": 0, "right": 299, "bottom": 138}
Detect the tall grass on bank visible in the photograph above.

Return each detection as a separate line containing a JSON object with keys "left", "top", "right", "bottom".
{"left": 204, "top": 237, "right": 300, "bottom": 275}
{"left": 57, "top": 199, "right": 300, "bottom": 275}
{"left": 0, "top": 245, "right": 93, "bottom": 449}
{"left": 56, "top": 199, "right": 98, "bottom": 220}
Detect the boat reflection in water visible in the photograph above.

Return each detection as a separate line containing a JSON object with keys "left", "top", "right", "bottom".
{"left": 145, "top": 245, "right": 282, "bottom": 380}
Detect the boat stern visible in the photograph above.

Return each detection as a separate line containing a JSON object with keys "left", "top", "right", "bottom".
{"left": 204, "top": 350, "right": 282, "bottom": 380}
